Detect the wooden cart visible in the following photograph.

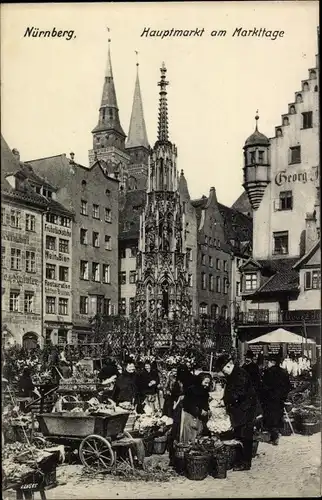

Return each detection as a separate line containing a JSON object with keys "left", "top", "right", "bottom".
{"left": 36, "top": 411, "right": 136, "bottom": 471}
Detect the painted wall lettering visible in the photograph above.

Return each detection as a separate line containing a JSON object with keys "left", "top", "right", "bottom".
{"left": 275, "top": 166, "right": 319, "bottom": 186}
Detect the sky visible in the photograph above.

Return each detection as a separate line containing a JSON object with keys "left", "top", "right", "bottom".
{"left": 1, "top": 1, "right": 319, "bottom": 207}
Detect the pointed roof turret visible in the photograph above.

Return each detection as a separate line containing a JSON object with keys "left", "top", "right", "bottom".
{"left": 92, "top": 37, "right": 125, "bottom": 137}
{"left": 126, "top": 58, "right": 149, "bottom": 150}
{"left": 244, "top": 112, "right": 269, "bottom": 147}
{"left": 157, "top": 62, "right": 170, "bottom": 144}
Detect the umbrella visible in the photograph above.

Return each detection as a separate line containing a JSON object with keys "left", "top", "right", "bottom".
{"left": 248, "top": 328, "right": 315, "bottom": 344}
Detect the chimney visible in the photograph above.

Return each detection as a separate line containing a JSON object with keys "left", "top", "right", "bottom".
{"left": 69, "top": 152, "right": 75, "bottom": 164}
{"left": 12, "top": 148, "right": 20, "bottom": 161}
{"left": 305, "top": 212, "right": 318, "bottom": 252}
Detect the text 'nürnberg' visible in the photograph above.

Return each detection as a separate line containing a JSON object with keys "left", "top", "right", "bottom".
{"left": 140, "top": 27, "right": 285, "bottom": 40}
{"left": 24, "top": 27, "right": 75, "bottom": 40}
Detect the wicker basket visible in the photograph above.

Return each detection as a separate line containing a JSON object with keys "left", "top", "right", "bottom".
{"left": 143, "top": 436, "right": 155, "bottom": 456}
{"left": 300, "top": 421, "right": 320, "bottom": 436}
{"left": 174, "top": 443, "right": 191, "bottom": 474}
{"left": 212, "top": 451, "right": 228, "bottom": 479}
{"left": 153, "top": 434, "right": 168, "bottom": 455}
{"left": 185, "top": 453, "right": 212, "bottom": 481}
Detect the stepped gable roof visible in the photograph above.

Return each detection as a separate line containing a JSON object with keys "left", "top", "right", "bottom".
{"left": 254, "top": 258, "right": 299, "bottom": 295}
{"left": 218, "top": 203, "right": 253, "bottom": 243}
{"left": 119, "top": 189, "right": 146, "bottom": 241}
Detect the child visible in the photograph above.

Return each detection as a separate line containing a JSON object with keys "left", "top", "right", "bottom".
{"left": 207, "top": 378, "right": 232, "bottom": 435}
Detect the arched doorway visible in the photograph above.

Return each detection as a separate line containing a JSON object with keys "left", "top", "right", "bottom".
{"left": 22, "top": 332, "right": 38, "bottom": 350}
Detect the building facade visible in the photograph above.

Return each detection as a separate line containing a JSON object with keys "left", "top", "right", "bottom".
{"left": 236, "top": 38, "right": 320, "bottom": 345}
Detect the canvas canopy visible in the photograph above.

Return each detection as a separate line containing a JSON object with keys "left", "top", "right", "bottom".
{"left": 248, "top": 328, "right": 315, "bottom": 344}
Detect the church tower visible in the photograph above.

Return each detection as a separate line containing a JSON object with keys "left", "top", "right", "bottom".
{"left": 125, "top": 59, "right": 150, "bottom": 191}
{"left": 135, "top": 63, "right": 191, "bottom": 319}
{"left": 89, "top": 39, "right": 130, "bottom": 189}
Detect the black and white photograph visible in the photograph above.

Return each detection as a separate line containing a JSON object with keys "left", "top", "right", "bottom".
{"left": 1, "top": 1, "right": 320, "bottom": 498}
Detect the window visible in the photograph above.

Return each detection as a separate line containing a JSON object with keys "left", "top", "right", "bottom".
{"left": 289, "top": 146, "right": 301, "bottom": 164}
{"left": 92, "top": 262, "right": 100, "bottom": 282}
{"left": 80, "top": 296, "right": 88, "bottom": 314}
{"left": 105, "top": 208, "right": 112, "bottom": 222}
{"left": 188, "top": 274, "right": 193, "bottom": 287}
{"left": 250, "top": 151, "right": 256, "bottom": 164}
{"left": 273, "top": 231, "right": 289, "bottom": 255}
{"left": 216, "top": 259, "right": 220, "bottom": 271}
{"left": 25, "top": 214, "right": 36, "bottom": 231}
{"left": 2, "top": 246, "right": 5, "bottom": 268}
{"left": 103, "top": 298, "right": 111, "bottom": 316}
{"left": 119, "top": 248, "right": 126, "bottom": 259}
{"left": 46, "top": 213, "right": 58, "bottom": 224}
{"left": 25, "top": 251, "right": 36, "bottom": 273}
{"left": 199, "top": 303, "right": 208, "bottom": 316}
{"left": 80, "top": 200, "right": 88, "bottom": 215}
{"left": 46, "top": 235, "right": 56, "bottom": 250}
{"left": 1, "top": 207, "right": 5, "bottom": 225}
{"left": 209, "top": 275, "right": 214, "bottom": 291}
{"left": 244, "top": 273, "right": 257, "bottom": 291}
{"left": 221, "top": 306, "right": 228, "bottom": 320}
{"left": 80, "top": 260, "right": 89, "bottom": 280}
{"left": 216, "top": 276, "right": 221, "bottom": 293}
{"left": 81, "top": 180, "right": 87, "bottom": 188}
{"left": 59, "top": 239, "right": 69, "bottom": 253}
{"left": 59, "top": 266, "right": 69, "bottom": 282}
{"left": 304, "top": 270, "right": 321, "bottom": 290}
{"left": 209, "top": 256, "right": 213, "bottom": 267}
{"left": 258, "top": 151, "right": 264, "bottom": 164}
{"left": 302, "top": 111, "right": 313, "bottom": 129}
{"left": 58, "top": 298, "right": 68, "bottom": 316}
{"left": 279, "top": 191, "right": 293, "bottom": 211}
{"left": 201, "top": 272, "right": 206, "bottom": 290}
{"left": 46, "top": 263, "right": 56, "bottom": 280}
{"left": 236, "top": 282, "right": 240, "bottom": 296}
{"left": 130, "top": 247, "right": 137, "bottom": 258}
{"left": 60, "top": 217, "right": 71, "bottom": 228}
{"left": 93, "top": 204, "right": 100, "bottom": 219}
{"left": 10, "top": 209, "right": 21, "bottom": 229}
{"left": 10, "top": 248, "right": 21, "bottom": 270}
{"left": 224, "top": 260, "right": 228, "bottom": 272}
{"left": 186, "top": 248, "right": 192, "bottom": 261}
{"left": 201, "top": 254, "right": 206, "bottom": 265}
{"left": 129, "top": 271, "right": 137, "bottom": 284}
{"left": 120, "top": 272, "right": 126, "bottom": 285}
{"left": 9, "top": 291, "right": 20, "bottom": 312}
{"left": 80, "top": 228, "right": 88, "bottom": 245}
{"left": 224, "top": 277, "right": 229, "bottom": 294}
{"left": 92, "top": 231, "right": 100, "bottom": 248}
{"left": 129, "top": 298, "right": 135, "bottom": 315}
{"left": 103, "top": 264, "right": 110, "bottom": 283}
{"left": 211, "top": 304, "right": 219, "bottom": 318}
{"left": 46, "top": 296, "right": 56, "bottom": 314}
{"left": 24, "top": 292, "right": 34, "bottom": 313}
{"left": 105, "top": 235, "right": 111, "bottom": 250}
{"left": 119, "top": 298, "right": 126, "bottom": 315}
{"left": 42, "top": 189, "right": 53, "bottom": 199}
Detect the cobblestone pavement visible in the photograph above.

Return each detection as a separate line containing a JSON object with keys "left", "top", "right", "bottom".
{"left": 4, "top": 433, "right": 321, "bottom": 499}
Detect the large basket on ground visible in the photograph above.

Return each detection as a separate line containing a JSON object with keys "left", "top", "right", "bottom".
{"left": 185, "top": 453, "right": 212, "bottom": 481}
{"left": 153, "top": 434, "right": 168, "bottom": 455}
{"left": 173, "top": 442, "right": 191, "bottom": 474}
{"left": 37, "top": 411, "right": 129, "bottom": 438}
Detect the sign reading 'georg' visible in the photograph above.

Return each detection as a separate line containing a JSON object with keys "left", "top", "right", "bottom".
{"left": 275, "top": 166, "right": 319, "bottom": 186}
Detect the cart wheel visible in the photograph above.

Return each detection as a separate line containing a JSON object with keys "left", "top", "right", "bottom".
{"left": 79, "top": 434, "right": 114, "bottom": 470}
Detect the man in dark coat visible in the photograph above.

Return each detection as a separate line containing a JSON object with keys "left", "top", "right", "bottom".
{"left": 242, "top": 350, "right": 261, "bottom": 394}
{"left": 260, "top": 353, "right": 292, "bottom": 445}
{"left": 215, "top": 353, "right": 258, "bottom": 471}
{"left": 113, "top": 360, "right": 138, "bottom": 407}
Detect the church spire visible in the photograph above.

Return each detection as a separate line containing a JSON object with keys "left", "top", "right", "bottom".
{"left": 126, "top": 56, "right": 149, "bottom": 150}
{"left": 157, "top": 62, "right": 169, "bottom": 143}
{"left": 92, "top": 37, "right": 125, "bottom": 137}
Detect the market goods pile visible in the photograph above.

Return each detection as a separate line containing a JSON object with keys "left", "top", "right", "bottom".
{"left": 134, "top": 414, "right": 173, "bottom": 435}
{"left": 2, "top": 442, "right": 52, "bottom": 486}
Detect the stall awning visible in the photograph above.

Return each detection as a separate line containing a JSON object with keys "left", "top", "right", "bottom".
{"left": 248, "top": 328, "right": 316, "bottom": 344}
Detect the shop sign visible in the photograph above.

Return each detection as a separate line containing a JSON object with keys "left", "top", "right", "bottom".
{"left": 275, "top": 166, "right": 319, "bottom": 186}
{"left": 45, "top": 251, "right": 70, "bottom": 263}
{"left": 3, "top": 273, "right": 39, "bottom": 286}
{"left": 45, "top": 280, "right": 71, "bottom": 295}
{"left": 2, "top": 231, "right": 30, "bottom": 244}
{"left": 45, "top": 224, "right": 71, "bottom": 238}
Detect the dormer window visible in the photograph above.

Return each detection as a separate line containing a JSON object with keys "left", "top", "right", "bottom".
{"left": 244, "top": 272, "right": 257, "bottom": 292}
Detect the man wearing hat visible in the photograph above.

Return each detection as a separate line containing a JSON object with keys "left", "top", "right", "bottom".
{"left": 260, "top": 353, "right": 291, "bottom": 445}
{"left": 214, "top": 353, "right": 258, "bottom": 471}
{"left": 242, "top": 350, "right": 261, "bottom": 394}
